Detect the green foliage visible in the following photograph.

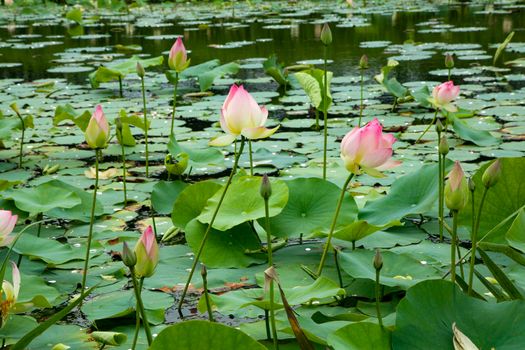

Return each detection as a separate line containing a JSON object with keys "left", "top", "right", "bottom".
{"left": 89, "top": 55, "right": 164, "bottom": 88}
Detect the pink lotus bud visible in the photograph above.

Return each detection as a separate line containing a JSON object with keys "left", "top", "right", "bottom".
{"left": 260, "top": 174, "right": 272, "bottom": 200}
{"left": 431, "top": 81, "right": 460, "bottom": 112}
{"left": 445, "top": 161, "right": 469, "bottom": 211}
{"left": 209, "top": 84, "right": 279, "bottom": 146}
{"left": 85, "top": 105, "right": 110, "bottom": 149}
{"left": 1, "top": 262, "right": 20, "bottom": 326}
{"left": 340, "top": 118, "right": 400, "bottom": 176}
{"left": 134, "top": 226, "right": 159, "bottom": 278}
{"left": 0, "top": 210, "right": 17, "bottom": 247}
{"left": 445, "top": 53, "right": 454, "bottom": 69}
{"left": 168, "top": 37, "right": 190, "bottom": 73}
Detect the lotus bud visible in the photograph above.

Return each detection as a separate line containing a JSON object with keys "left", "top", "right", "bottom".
{"left": 320, "top": 23, "right": 332, "bottom": 46}
{"left": 435, "top": 119, "right": 444, "bottom": 133}
{"left": 134, "top": 226, "right": 159, "bottom": 278}
{"left": 85, "top": 105, "right": 110, "bottom": 149}
{"left": 482, "top": 159, "right": 501, "bottom": 189}
{"left": 445, "top": 162, "right": 469, "bottom": 211}
{"left": 164, "top": 152, "right": 189, "bottom": 176}
{"left": 168, "top": 37, "right": 190, "bottom": 73}
{"left": 373, "top": 249, "right": 383, "bottom": 271}
{"left": 359, "top": 54, "right": 369, "bottom": 70}
{"left": 122, "top": 242, "right": 137, "bottom": 268}
{"left": 445, "top": 53, "right": 454, "bottom": 69}
{"left": 468, "top": 177, "right": 475, "bottom": 192}
{"left": 260, "top": 174, "right": 272, "bottom": 200}
{"left": 439, "top": 136, "right": 449, "bottom": 155}
{"left": 136, "top": 62, "right": 145, "bottom": 78}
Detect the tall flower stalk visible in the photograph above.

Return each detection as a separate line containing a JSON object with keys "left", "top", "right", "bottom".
{"left": 81, "top": 105, "right": 110, "bottom": 293}
{"left": 115, "top": 118, "right": 128, "bottom": 206}
{"left": 137, "top": 62, "right": 150, "bottom": 177}
{"left": 438, "top": 128, "right": 449, "bottom": 242}
{"left": 373, "top": 249, "right": 383, "bottom": 328}
{"left": 10, "top": 103, "right": 25, "bottom": 169}
{"left": 261, "top": 174, "right": 279, "bottom": 349}
{"left": 320, "top": 23, "right": 332, "bottom": 180}
{"left": 317, "top": 119, "right": 399, "bottom": 276}
{"left": 358, "top": 54, "right": 368, "bottom": 127}
{"left": 168, "top": 37, "right": 190, "bottom": 138}
{"left": 179, "top": 85, "right": 279, "bottom": 314}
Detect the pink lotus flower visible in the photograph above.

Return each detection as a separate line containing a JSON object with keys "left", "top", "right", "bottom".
{"left": 168, "top": 37, "right": 190, "bottom": 73}
{"left": 430, "top": 81, "right": 460, "bottom": 112}
{"left": 0, "top": 210, "right": 17, "bottom": 247}
{"left": 340, "top": 118, "right": 400, "bottom": 176}
{"left": 445, "top": 161, "right": 469, "bottom": 211}
{"left": 85, "top": 105, "right": 110, "bottom": 149}
{"left": 134, "top": 226, "right": 159, "bottom": 278}
{"left": 1, "top": 262, "right": 20, "bottom": 326}
{"left": 209, "top": 84, "right": 279, "bottom": 146}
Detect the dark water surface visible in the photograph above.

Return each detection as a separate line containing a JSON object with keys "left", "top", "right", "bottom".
{"left": 0, "top": 2, "right": 524, "bottom": 84}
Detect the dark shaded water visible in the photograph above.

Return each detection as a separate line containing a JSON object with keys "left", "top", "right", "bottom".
{"left": 0, "top": 2, "right": 524, "bottom": 83}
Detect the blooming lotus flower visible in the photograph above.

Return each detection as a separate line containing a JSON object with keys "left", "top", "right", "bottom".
{"left": 168, "top": 37, "right": 190, "bottom": 73}
{"left": 134, "top": 226, "right": 159, "bottom": 278}
{"left": 85, "top": 105, "right": 110, "bottom": 149}
{"left": 0, "top": 210, "right": 17, "bottom": 247}
{"left": 445, "top": 161, "right": 469, "bottom": 211}
{"left": 1, "top": 262, "right": 20, "bottom": 326}
{"left": 209, "top": 85, "right": 279, "bottom": 146}
{"left": 429, "top": 81, "right": 460, "bottom": 112}
{"left": 340, "top": 118, "right": 400, "bottom": 177}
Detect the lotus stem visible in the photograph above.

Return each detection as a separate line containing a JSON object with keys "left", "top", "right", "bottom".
{"left": 450, "top": 209, "right": 458, "bottom": 283}
{"left": 130, "top": 270, "right": 152, "bottom": 345}
{"left": 118, "top": 76, "right": 123, "bottom": 98}
{"left": 120, "top": 142, "right": 128, "bottom": 206}
{"left": 315, "top": 108, "right": 319, "bottom": 131}
{"left": 201, "top": 265, "right": 214, "bottom": 322}
{"left": 170, "top": 73, "right": 179, "bottom": 138}
{"left": 334, "top": 248, "right": 343, "bottom": 288}
{"left": 415, "top": 109, "right": 439, "bottom": 144}
{"left": 264, "top": 195, "right": 279, "bottom": 350}
{"left": 468, "top": 187, "right": 489, "bottom": 294}
{"left": 140, "top": 75, "right": 149, "bottom": 177}
{"left": 131, "top": 278, "right": 143, "bottom": 350}
{"left": 81, "top": 149, "right": 100, "bottom": 294}
{"left": 322, "top": 45, "right": 329, "bottom": 180}
{"left": 14, "top": 110, "right": 25, "bottom": 168}
{"left": 438, "top": 131, "right": 444, "bottom": 243}
{"left": 317, "top": 173, "right": 354, "bottom": 276}
{"left": 375, "top": 268, "right": 383, "bottom": 328}
{"left": 359, "top": 68, "right": 364, "bottom": 127}
{"left": 248, "top": 139, "right": 254, "bottom": 176}
{"left": 177, "top": 137, "right": 246, "bottom": 315}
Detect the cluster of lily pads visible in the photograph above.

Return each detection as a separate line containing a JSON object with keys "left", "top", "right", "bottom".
{"left": 0, "top": 0, "right": 525, "bottom": 349}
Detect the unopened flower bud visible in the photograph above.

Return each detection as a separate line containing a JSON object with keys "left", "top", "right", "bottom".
{"left": 260, "top": 174, "right": 272, "bottom": 200}
{"left": 435, "top": 119, "right": 444, "bottom": 133}
{"left": 320, "top": 23, "right": 332, "bottom": 46}
{"left": 445, "top": 162, "right": 469, "bottom": 211}
{"left": 122, "top": 242, "right": 137, "bottom": 267}
{"left": 439, "top": 136, "right": 449, "bottom": 155}
{"left": 134, "top": 226, "right": 159, "bottom": 278}
{"left": 468, "top": 177, "right": 475, "bottom": 192}
{"left": 136, "top": 62, "right": 145, "bottom": 78}
{"left": 445, "top": 53, "right": 454, "bottom": 69}
{"left": 482, "top": 159, "right": 501, "bottom": 189}
{"left": 373, "top": 249, "right": 383, "bottom": 270}
{"left": 359, "top": 54, "right": 369, "bottom": 70}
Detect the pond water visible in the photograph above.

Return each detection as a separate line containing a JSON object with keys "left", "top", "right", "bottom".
{"left": 1, "top": 1, "right": 524, "bottom": 83}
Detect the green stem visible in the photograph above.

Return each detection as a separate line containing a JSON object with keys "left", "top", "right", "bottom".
{"left": 415, "top": 109, "right": 439, "bottom": 144}
{"left": 317, "top": 173, "right": 354, "bottom": 276}
{"left": 448, "top": 68, "right": 451, "bottom": 81}
{"left": 315, "top": 108, "right": 319, "bottom": 131}
{"left": 201, "top": 266, "right": 214, "bottom": 322}
{"left": 130, "top": 271, "right": 152, "bottom": 345}
{"left": 264, "top": 197, "right": 279, "bottom": 350}
{"left": 468, "top": 187, "right": 488, "bottom": 294}
{"left": 248, "top": 139, "right": 253, "bottom": 176}
{"left": 131, "top": 278, "right": 143, "bottom": 350}
{"left": 81, "top": 149, "right": 100, "bottom": 294}
{"left": 170, "top": 73, "right": 179, "bottom": 138}
{"left": 36, "top": 213, "right": 43, "bottom": 238}
{"left": 177, "top": 137, "right": 246, "bottom": 315}
{"left": 120, "top": 142, "right": 128, "bottom": 206}
{"left": 15, "top": 112, "right": 25, "bottom": 168}
{"left": 140, "top": 76, "right": 149, "bottom": 177}
{"left": 334, "top": 248, "right": 343, "bottom": 288}
{"left": 375, "top": 268, "right": 383, "bottom": 328}
{"left": 118, "top": 76, "right": 123, "bottom": 98}
{"left": 451, "top": 210, "right": 458, "bottom": 283}
{"left": 359, "top": 68, "right": 364, "bottom": 127}
{"left": 437, "top": 131, "right": 443, "bottom": 243}
{"left": 322, "top": 45, "right": 329, "bottom": 180}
